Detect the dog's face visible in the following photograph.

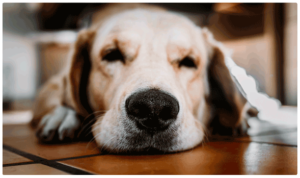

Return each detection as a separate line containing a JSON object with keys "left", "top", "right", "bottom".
{"left": 69, "top": 9, "right": 246, "bottom": 153}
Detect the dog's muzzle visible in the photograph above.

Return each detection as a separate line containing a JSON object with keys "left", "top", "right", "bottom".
{"left": 125, "top": 89, "right": 180, "bottom": 132}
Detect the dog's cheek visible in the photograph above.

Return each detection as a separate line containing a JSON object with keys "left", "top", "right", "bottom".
{"left": 103, "top": 62, "right": 124, "bottom": 77}
{"left": 187, "top": 79, "right": 204, "bottom": 115}
{"left": 92, "top": 110, "right": 123, "bottom": 151}
{"left": 88, "top": 70, "right": 110, "bottom": 111}
{"left": 176, "top": 111, "right": 205, "bottom": 151}
{"left": 177, "top": 68, "right": 195, "bottom": 90}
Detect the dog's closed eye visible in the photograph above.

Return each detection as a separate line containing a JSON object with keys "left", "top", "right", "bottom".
{"left": 179, "top": 56, "right": 197, "bottom": 69}
{"left": 102, "top": 48, "right": 125, "bottom": 63}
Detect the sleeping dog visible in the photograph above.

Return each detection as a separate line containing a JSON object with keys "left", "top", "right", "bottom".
{"left": 31, "top": 4, "right": 253, "bottom": 153}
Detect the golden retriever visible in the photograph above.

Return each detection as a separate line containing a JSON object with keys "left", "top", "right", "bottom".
{"left": 30, "top": 4, "right": 252, "bottom": 153}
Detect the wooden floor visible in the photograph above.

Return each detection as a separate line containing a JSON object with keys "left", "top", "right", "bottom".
{"left": 3, "top": 107, "right": 297, "bottom": 175}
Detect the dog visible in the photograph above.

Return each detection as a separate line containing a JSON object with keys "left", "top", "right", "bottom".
{"left": 30, "top": 3, "right": 253, "bottom": 153}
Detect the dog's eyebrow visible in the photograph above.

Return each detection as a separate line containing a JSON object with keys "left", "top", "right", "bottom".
{"left": 167, "top": 43, "right": 193, "bottom": 62}
{"left": 166, "top": 28, "right": 194, "bottom": 60}
{"left": 99, "top": 33, "right": 140, "bottom": 61}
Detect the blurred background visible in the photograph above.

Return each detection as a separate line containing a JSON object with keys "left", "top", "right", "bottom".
{"left": 2, "top": 3, "right": 297, "bottom": 123}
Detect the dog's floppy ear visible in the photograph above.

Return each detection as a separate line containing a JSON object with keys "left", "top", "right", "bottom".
{"left": 202, "top": 28, "right": 247, "bottom": 135}
{"left": 65, "top": 29, "right": 95, "bottom": 117}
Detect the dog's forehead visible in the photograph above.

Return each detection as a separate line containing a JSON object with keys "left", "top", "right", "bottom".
{"left": 110, "top": 9, "right": 195, "bottom": 31}
{"left": 96, "top": 9, "right": 197, "bottom": 40}
{"left": 91, "top": 9, "right": 207, "bottom": 62}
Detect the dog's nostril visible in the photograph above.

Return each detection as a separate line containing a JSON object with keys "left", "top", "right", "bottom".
{"left": 159, "top": 107, "right": 175, "bottom": 119}
{"left": 131, "top": 104, "right": 150, "bottom": 118}
{"left": 125, "top": 89, "right": 179, "bottom": 131}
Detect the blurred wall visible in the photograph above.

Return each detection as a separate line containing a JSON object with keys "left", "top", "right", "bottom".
{"left": 284, "top": 3, "right": 297, "bottom": 105}
{"left": 3, "top": 3, "right": 39, "bottom": 109}
{"left": 207, "top": 3, "right": 297, "bottom": 105}
{"left": 207, "top": 4, "right": 278, "bottom": 98}
{"left": 3, "top": 32, "right": 37, "bottom": 100}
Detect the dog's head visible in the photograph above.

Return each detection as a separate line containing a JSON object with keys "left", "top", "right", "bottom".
{"left": 68, "top": 8, "right": 246, "bottom": 153}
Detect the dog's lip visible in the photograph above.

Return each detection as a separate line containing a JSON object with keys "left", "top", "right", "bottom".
{"left": 100, "top": 146, "right": 172, "bottom": 155}
{"left": 135, "top": 119, "right": 171, "bottom": 133}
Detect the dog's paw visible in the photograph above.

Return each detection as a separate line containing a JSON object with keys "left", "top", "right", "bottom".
{"left": 36, "top": 106, "right": 81, "bottom": 142}
{"left": 233, "top": 118, "right": 250, "bottom": 136}
{"left": 208, "top": 117, "right": 250, "bottom": 138}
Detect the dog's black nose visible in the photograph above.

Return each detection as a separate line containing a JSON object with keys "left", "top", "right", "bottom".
{"left": 125, "top": 89, "right": 179, "bottom": 131}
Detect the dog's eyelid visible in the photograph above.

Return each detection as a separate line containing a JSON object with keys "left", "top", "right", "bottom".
{"left": 102, "top": 48, "right": 114, "bottom": 56}
{"left": 101, "top": 48, "right": 125, "bottom": 63}
{"left": 178, "top": 56, "right": 198, "bottom": 69}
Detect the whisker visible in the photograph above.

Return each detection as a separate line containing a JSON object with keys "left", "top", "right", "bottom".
{"left": 91, "top": 121, "right": 103, "bottom": 132}
{"left": 99, "top": 135, "right": 117, "bottom": 153}
{"left": 84, "top": 123, "right": 103, "bottom": 152}
{"left": 78, "top": 112, "right": 106, "bottom": 138}
{"left": 82, "top": 110, "right": 107, "bottom": 122}
{"left": 82, "top": 115, "right": 105, "bottom": 137}
{"left": 85, "top": 135, "right": 99, "bottom": 152}
{"left": 85, "top": 118, "right": 101, "bottom": 136}
{"left": 84, "top": 116, "right": 107, "bottom": 152}
{"left": 78, "top": 117, "right": 97, "bottom": 135}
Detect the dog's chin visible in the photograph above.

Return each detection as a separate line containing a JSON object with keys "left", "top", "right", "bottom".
{"left": 93, "top": 125, "right": 180, "bottom": 154}
{"left": 93, "top": 127, "right": 204, "bottom": 154}
{"left": 97, "top": 137, "right": 202, "bottom": 155}
{"left": 92, "top": 110, "right": 205, "bottom": 154}
{"left": 100, "top": 146, "right": 181, "bottom": 155}
{"left": 93, "top": 134, "right": 203, "bottom": 154}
